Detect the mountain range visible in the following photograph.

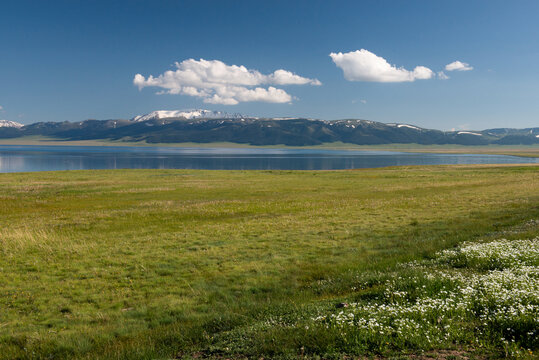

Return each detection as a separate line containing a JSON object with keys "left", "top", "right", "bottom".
{"left": 1, "top": 110, "right": 538, "bottom": 146}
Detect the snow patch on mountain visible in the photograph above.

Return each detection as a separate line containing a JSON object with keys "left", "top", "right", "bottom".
{"left": 457, "top": 131, "right": 482, "bottom": 136}
{"left": 132, "top": 109, "right": 247, "bottom": 122}
{"left": 397, "top": 124, "right": 421, "bottom": 130}
{"left": 0, "top": 120, "right": 24, "bottom": 128}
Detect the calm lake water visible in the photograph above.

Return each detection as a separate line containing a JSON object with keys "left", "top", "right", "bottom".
{"left": 0, "top": 145, "right": 537, "bottom": 172}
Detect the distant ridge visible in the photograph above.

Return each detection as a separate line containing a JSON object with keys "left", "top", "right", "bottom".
{"left": 1, "top": 111, "right": 537, "bottom": 146}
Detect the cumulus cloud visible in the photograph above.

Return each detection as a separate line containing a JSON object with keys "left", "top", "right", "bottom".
{"left": 134, "top": 58, "right": 321, "bottom": 105}
{"left": 0, "top": 106, "right": 3, "bottom": 111}
{"left": 329, "top": 49, "right": 434, "bottom": 82}
{"left": 445, "top": 61, "right": 473, "bottom": 71}
{"left": 437, "top": 71, "right": 450, "bottom": 80}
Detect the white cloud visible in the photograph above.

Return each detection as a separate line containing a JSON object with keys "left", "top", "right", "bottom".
{"left": 351, "top": 99, "right": 367, "bottom": 104}
{"left": 329, "top": 49, "right": 434, "bottom": 82}
{"left": 445, "top": 61, "right": 473, "bottom": 71}
{"left": 268, "top": 69, "right": 322, "bottom": 86}
{"left": 450, "top": 124, "right": 471, "bottom": 131}
{"left": 134, "top": 58, "right": 321, "bottom": 105}
{"left": 0, "top": 106, "right": 3, "bottom": 111}
{"left": 437, "top": 71, "right": 450, "bottom": 80}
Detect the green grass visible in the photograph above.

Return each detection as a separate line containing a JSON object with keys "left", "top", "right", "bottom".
{"left": 0, "top": 165, "right": 538, "bottom": 359}
{"left": 298, "top": 236, "right": 538, "bottom": 359}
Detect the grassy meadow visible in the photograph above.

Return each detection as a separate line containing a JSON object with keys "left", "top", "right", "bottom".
{"left": 0, "top": 165, "right": 538, "bottom": 359}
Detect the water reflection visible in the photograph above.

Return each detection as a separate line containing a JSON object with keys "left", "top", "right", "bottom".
{"left": 0, "top": 145, "right": 536, "bottom": 172}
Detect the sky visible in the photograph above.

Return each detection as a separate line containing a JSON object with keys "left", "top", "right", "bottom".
{"left": 1, "top": 0, "right": 538, "bottom": 130}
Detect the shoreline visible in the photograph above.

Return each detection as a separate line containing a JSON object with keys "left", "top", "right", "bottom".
{"left": 0, "top": 136, "right": 538, "bottom": 157}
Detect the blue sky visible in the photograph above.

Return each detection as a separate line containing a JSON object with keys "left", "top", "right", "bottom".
{"left": 1, "top": 0, "right": 538, "bottom": 130}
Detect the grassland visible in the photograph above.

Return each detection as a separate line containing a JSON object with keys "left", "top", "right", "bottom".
{"left": 1, "top": 136, "right": 538, "bottom": 158}
{"left": 0, "top": 165, "right": 538, "bottom": 359}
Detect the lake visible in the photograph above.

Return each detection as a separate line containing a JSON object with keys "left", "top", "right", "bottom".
{"left": 0, "top": 145, "right": 537, "bottom": 172}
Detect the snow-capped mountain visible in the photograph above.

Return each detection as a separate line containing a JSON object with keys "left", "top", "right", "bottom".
{"left": 1, "top": 114, "right": 537, "bottom": 146}
{"left": 0, "top": 120, "right": 24, "bottom": 128}
{"left": 132, "top": 109, "right": 247, "bottom": 122}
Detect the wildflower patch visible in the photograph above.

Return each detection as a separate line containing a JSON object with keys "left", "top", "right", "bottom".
{"left": 312, "top": 238, "right": 539, "bottom": 357}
